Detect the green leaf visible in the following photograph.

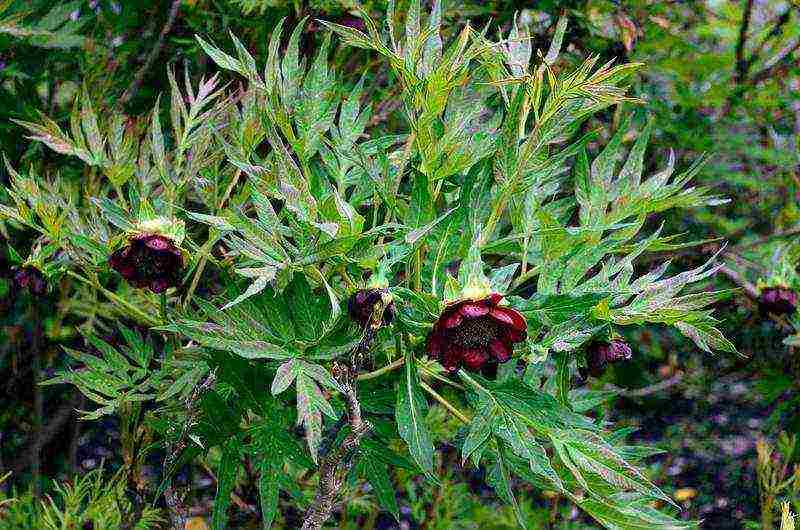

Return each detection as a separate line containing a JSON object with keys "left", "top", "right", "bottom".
{"left": 258, "top": 462, "right": 280, "bottom": 530}
{"left": 486, "top": 444, "right": 527, "bottom": 530}
{"left": 543, "top": 15, "right": 568, "bottom": 65}
{"left": 357, "top": 459, "right": 399, "bottom": 520}
{"left": 551, "top": 429, "right": 673, "bottom": 506}
{"left": 489, "top": 263, "right": 519, "bottom": 295}
{"left": 396, "top": 354, "right": 436, "bottom": 478}
{"left": 212, "top": 439, "right": 241, "bottom": 530}
{"left": 554, "top": 352, "right": 571, "bottom": 406}
{"left": 577, "top": 493, "right": 697, "bottom": 530}
{"left": 461, "top": 399, "right": 494, "bottom": 466}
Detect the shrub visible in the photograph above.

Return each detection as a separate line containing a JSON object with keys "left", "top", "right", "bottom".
{"left": 1, "top": 4, "right": 738, "bottom": 529}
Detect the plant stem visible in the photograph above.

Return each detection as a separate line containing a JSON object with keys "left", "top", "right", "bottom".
{"left": 30, "top": 300, "right": 42, "bottom": 498}
{"left": 357, "top": 357, "right": 405, "bottom": 381}
{"left": 419, "top": 381, "right": 470, "bottom": 424}
{"left": 301, "top": 303, "right": 391, "bottom": 530}
{"left": 163, "top": 370, "right": 217, "bottom": 530}
{"left": 160, "top": 292, "right": 168, "bottom": 321}
{"left": 480, "top": 189, "right": 510, "bottom": 246}
{"left": 66, "top": 271, "right": 161, "bottom": 326}
{"left": 181, "top": 235, "right": 217, "bottom": 310}
{"left": 218, "top": 170, "right": 242, "bottom": 210}
{"left": 458, "top": 370, "right": 488, "bottom": 396}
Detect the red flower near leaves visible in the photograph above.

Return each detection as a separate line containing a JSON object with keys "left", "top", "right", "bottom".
{"left": 348, "top": 288, "right": 396, "bottom": 328}
{"left": 583, "top": 339, "right": 633, "bottom": 378}
{"left": 109, "top": 234, "right": 184, "bottom": 294}
{"left": 428, "top": 293, "right": 527, "bottom": 373}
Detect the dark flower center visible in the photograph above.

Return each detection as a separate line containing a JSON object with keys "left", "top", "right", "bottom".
{"left": 450, "top": 316, "right": 500, "bottom": 348}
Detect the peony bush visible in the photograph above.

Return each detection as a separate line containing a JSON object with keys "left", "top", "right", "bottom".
{"left": 2, "top": 4, "right": 740, "bottom": 529}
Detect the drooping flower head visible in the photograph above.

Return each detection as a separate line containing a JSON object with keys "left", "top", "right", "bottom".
{"left": 13, "top": 265, "right": 47, "bottom": 296}
{"left": 582, "top": 338, "right": 633, "bottom": 378}
{"left": 347, "top": 271, "right": 395, "bottom": 328}
{"left": 348, "top": 289, "right": 395, "bottom": 328}
{"left": 428, "top": 293, "right": 527, "bottom": 373}
{"left": 758, "top": 287, "right": 798, "bottom": 316}
{"left": 109, "top": 218, "right": 185, "bottom": 294}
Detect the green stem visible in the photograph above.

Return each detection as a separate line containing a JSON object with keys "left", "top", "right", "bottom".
{"left": 357, "top": 358, "right": 405, "bottom": 381}
{"left": 160, "top": 292, "right": 168, "bottom": 322}
{"left": 218, "top": 170, "right": 242, "bottom": 210}
{"left": 394, "top": 333, "right": 403, "bottom": 362}
{"left": 340, "top": 268, "right": 356, "bottom": 291}
{"left": 419, "top": 380, "right": 470, "bottom": 424}
{"left": 419, "top": 366, "right": 464, "bottom": 390}
{"left": 413, "top": 248, "right": 422, "bottom": 292}
{"left": 458, "top": 370, "right": 489, "bottom": 396}
{"left": 181, "top": 235, "right": 217, "bottom": 310}
{"left": 481, "top": 190, "right": 510, "bottom": 246}
{"left": 511, "top": 264, "right": 540, "bottom": 291}
{"left": 67, "top": 271, "right": 160, "bottom": 326}
{"left": 112, "top": 182, "right": 128, "bottom": 210}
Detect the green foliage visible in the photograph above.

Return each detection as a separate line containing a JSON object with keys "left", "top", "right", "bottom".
{"left": 0, "top": 468, "right": 162, "bottom": 530}
{"left": 0, "top": 2, "right": 751, "bottom": 529}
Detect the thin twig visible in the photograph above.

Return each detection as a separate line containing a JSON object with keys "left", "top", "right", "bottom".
{"left": 735, "top": 0, "right": 756, "bottom": 83}
{"left": 163, "top": 370, "right": 217, "bottom": 530}
{"left": 606, "top": 372, "right": 685, "bottom": 398}
{"left": 356, "top": 357, "right": 404, "bottom": 381}
{"left": 718, "top": 264, "right": 760, "bottom": 299}
{"left": 119, "top": 0, "right": 182, "bottom": 107}
{"left": 31, "top": 300, "right": 42, "bottom": 498}
{"left": 749, "top": 38, "right": 800, "bottom": 85}
{"left": 419, "top": 380, "right": 470, "bottom": 424}
{"left": 300, "top": 300, "right": 390, "bottom": 530}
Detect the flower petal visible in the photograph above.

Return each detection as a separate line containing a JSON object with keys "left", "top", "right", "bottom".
{"left": 459, "top": 302, "right": 489, "bottom": 318}
{"left": 150, "top": 278, "right": 169, "bottom": 293}
{"left": 145, "top": 236, "right": 170, "bottom": 251}
{"left": 505, "top": 327, "right": 527, "bottom": 343}
{"left": 487, "top": 293, "right": 503, "bottom": 306}
{"left": 442, "top": 309, "right": 463, "bottom": 329}
{"left": 428, "top": 329, "right": 446, "bottom": 357}
{"left": 462, "top": 348, "right": 489, "bottom": 370}
{"left": 489, "top": 338, "right": 512, "bottom": 363}
{"left": 489, "top": 307, "right": 527, "bottom": 331}
{"left": 442, "top": 345, "right": 463, "bottom": 372}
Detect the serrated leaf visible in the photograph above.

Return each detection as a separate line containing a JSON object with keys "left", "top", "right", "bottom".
{"left": 258, "top": 462, "right": 280, "bottom": 530}
{"left": 396, "top": 355, "right": 435, "bottom": 477}
{"left": 211, "top": 439, "right": 240, "bottom": 530}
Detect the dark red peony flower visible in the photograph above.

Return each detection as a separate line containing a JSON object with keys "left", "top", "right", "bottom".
{"left": 348, "top": 288, "right": 395, "bottom": 328}
{"left": 13, "top": 266, "right": 47, "bottom": 296}
{"left": 428, "top": 293, "right": 527, "bottom": 373}
{"left": 583, "top": 339, "right": 633, "bottom": 378}
{"left": 109, "top": 233, "right": 184, "bottom": 294}
{"left": 758, "top": 287, "right": 798, "bottom": 316}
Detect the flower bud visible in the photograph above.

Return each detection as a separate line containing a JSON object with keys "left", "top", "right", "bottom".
{"left": 13, "top": 266, "right": 47, "bottom": 296}
{"left": 758, "top": 287, "right": 798, "bottom": 316}
{"left": 347, "top": 288, "right": 395, "bottom": 328}
{"left": 583, "top": 339, "right": 633, "bottom": 378}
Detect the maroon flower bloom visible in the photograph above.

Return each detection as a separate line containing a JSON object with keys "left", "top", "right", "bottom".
{"left": 427, "top": 293, "right": 527, "bottom": 373}
{"left": 583, "top": 339, "right": 633, "bottom": 378}
{"left": 13, "top": 266, "right": 47, "bottom": 296}
{"left": 109, "top": 233, "right": 184, "bottom": 294}
{"left": 348, "top": 288, "right": 395, "bottom": 328}
{"left": 758, "top": 287, "right": 798, "bottom": 316}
